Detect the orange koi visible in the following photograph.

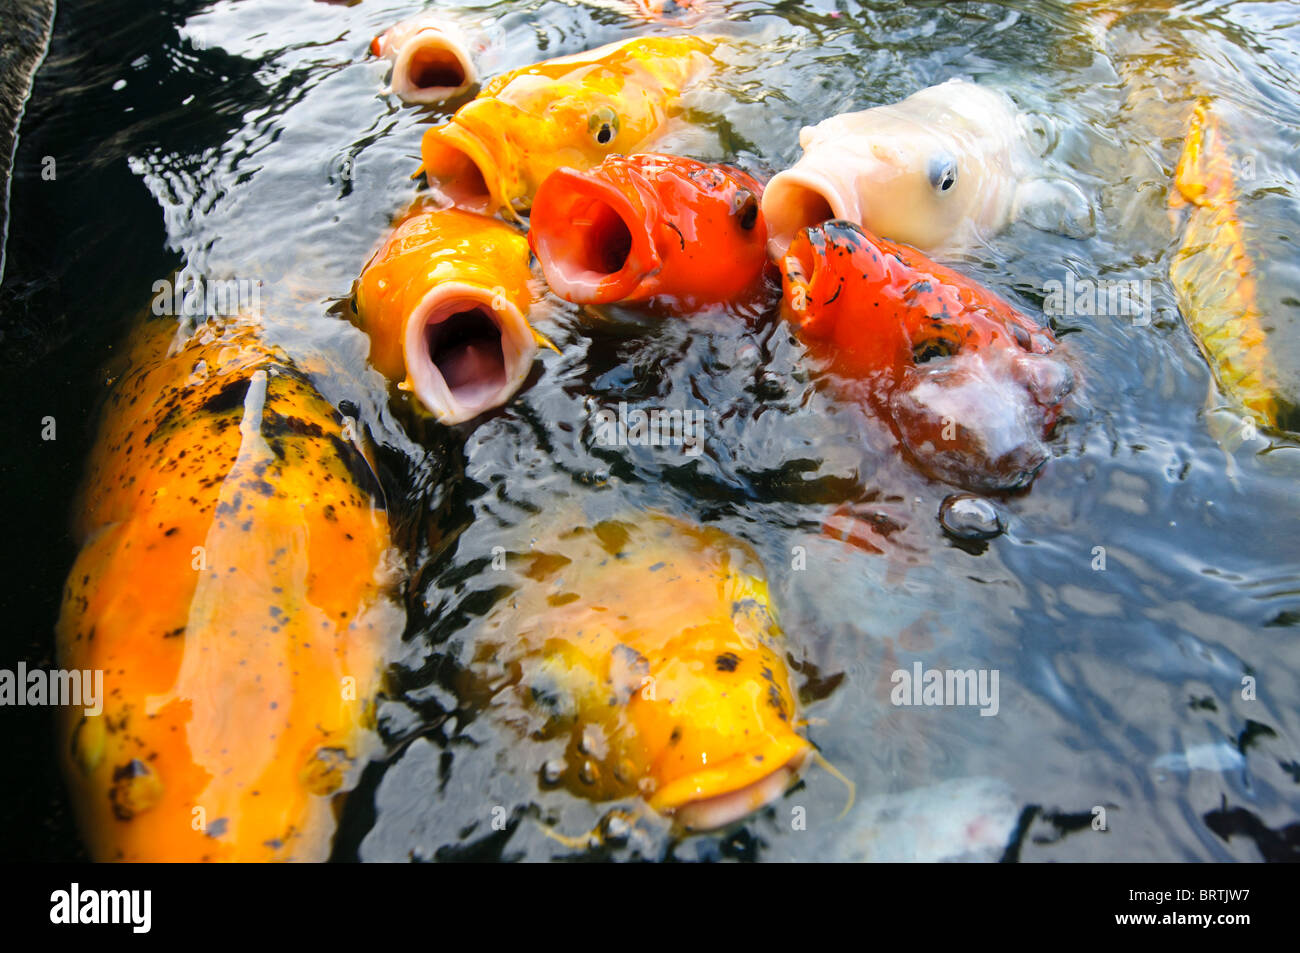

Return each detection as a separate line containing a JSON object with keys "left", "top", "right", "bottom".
{"left": 780, "top": 220, "right": 1074, "bottom": 491}
{"left": 57, "top": 315, "right": 402, "bottom": 861}
{"left": 354, "top": 206, "right": 541, "bottom": 424}
{"left": 529, "top": 153, "right": 769, "bottom": 312}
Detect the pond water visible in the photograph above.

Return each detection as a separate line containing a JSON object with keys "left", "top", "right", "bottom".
{"left": 2, "top": 0, "right": 1298, "bottom": 861}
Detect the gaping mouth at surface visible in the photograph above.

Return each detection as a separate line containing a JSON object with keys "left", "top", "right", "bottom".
{"left": 762, "top": 166, "right": 845, "bottom": 260}
{"left": 391, "top": 30, "right": 476, "bottom": 103}
{"left": 650, "top": 736, "right": 811, "bottom": 830}
{"left": 529, "top": 169, "right": 661, "bottom": 304}
{"left": 420, "top": 121, "right": 506, "bottom": 215}
{"left": 403, "top": 283, "right": 537, "bottom": 424}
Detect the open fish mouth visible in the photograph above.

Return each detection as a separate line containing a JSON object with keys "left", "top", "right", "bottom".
{"left": 390, "top": 29, "right": 476, "bottom": 103}
{"left": 530, "top": 168, "right": 661, "bottom": 304}
{"left": 420, "top": 117, "right": 510, "bottom": 215}
{"left": 651, "top": 735, "right": 811, "bottom": 830}
{"left": 404, "top": 281, "right": 537, "bottom": 424}
{"left": 762, "top": 165, "right": 851, "bottom": 260}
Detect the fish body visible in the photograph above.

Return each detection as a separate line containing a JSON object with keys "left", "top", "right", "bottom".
{"left": 462, "top": 513, "right": 811, "bottom": 830}
{"left": 780, "top": 220, "right": 1073, "bottom": 491}
{"left": 57, "top": 316, "right": 401, "bottom": 861}
{"left": 1170, "top": 99, "right": 1279, "bottom": 429}
{"left": 419, "top": 36, "right": 717, "bottom": 218}
{"left": 529, "top": 153, "right": 768, "bottom": 312}
{"left": 370, "top": 13, "right": 478, "bottom": 104}
{"left": 763, "top": 78, "right": 1092, "bottom": 257}
{"left": 355, "top": 206, "right": 538, "bottom": 424}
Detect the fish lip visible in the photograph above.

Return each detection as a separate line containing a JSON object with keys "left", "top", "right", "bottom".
{"left": 403, "top": 281, "right": 537, "bottom": 424}
{"left": 530, "top": 167, "right": 661, "bottom": 304}
{"left": 763, "top": 164, "right": 857, "bottom": 260}
{"left": 649, "top": 735, "right": 811, "bottom": 830}
{"left": 389, "top": 27, "right": 476, "bottom": 103}
{"left": 420, "top": 117, "right": 510, "bottom": 216}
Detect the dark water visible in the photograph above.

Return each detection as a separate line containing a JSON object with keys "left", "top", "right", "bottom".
{"left": 1, "top": 0, "right": 1298, "bottom": 861}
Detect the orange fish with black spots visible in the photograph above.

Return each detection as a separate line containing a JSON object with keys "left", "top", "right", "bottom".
{"left": 529, "top": 153, "right": 770, "bottom": 313}
{"left": 57, "top": 315, "right": 402, "bottom": 861}
{"left": 780, "top": 220, "right": 1074, "bottom": 491}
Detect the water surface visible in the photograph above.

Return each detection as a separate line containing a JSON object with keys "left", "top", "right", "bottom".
{"left": 2, "top": 0, "right": 1298, "bottom": 861}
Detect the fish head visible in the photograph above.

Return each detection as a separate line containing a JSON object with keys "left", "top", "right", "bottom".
{"left": 635, "top": 621, "right": 813, "bottom": 830}
{"left": 781, "top": 220, "right": 1073, "bottom": 491}
{"left": 421, "top": 39, "right": 712, "bottom": 217}
{"left": 763, "top": 79, "right": 1021, "bottom": 256}
{"left": 385, "top": 25, "right": 476, "bottom": 103}
{"left": 486, "top": 515, "right": 811, "bottom": 830}
{"left": 356, "top": 209, "right": 538, "bottom": 424}
{"left": 530, "top": 154, "right": 768, "bottom": 310}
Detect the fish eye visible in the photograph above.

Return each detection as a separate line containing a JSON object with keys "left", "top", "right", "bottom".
{"left": 732, "top": 189, "right": 759, "bottom": 230}
{"left": 912, "top": 337, "right": 958, "bottom": 363}
{"left": 928, "top": 153, "right": 958, "bottom": 193}
{"left": 588, "top": 107, "right": 620, "bottom": 146}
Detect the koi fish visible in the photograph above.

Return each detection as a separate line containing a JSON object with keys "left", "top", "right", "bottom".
{"left": 418, "top": 35, "right": 718, "bottom": 219}
{"left": 762, "top": 78, "right": 1093, "bottom": 258}
{"left": 780, "top": 220, "right": 1074, "bottom": 491}
{"left": 354, "top": 206, "right": 540, "bottom": 425}
{"left": 460, "top": 513, "right": 811, "bottom": 830}
{"left": 57, "top": 315, "right": 402, "bottom": 861}
{"left": 1169, "top": 99, "right": 1280, "bottom": 430}
{"left": 370, "top": 12, "right": 479, "bottom": 104}
{"left": 529, "top": 153, "right": 769, "bottom": 312}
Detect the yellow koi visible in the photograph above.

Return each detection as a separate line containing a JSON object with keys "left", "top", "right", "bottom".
{"left": 418, "top": 35, "right": 718, "bottom": 219}
{"left": 462, "top": 513, "right": 812, "bottom": 830}
{"left": 1170, "top": 98, "right": 1278, "bottom": 428}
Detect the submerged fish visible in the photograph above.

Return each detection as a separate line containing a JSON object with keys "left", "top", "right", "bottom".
{"left": 762, "top": 78, "right": 1092, "bottom": 258}
{"left": 460, "top": 513, "right": 811, "bottom": 830}
{"left": 354, "top": 205, "right": 540, "bottom": 424}
{"left": 780, "top": 220, "right": 1074, "bottom": 491}
{"left": 826, "top": 776, "right": 1019, "bottom": 863}
{"left": 418, "top": 35, "right": 718, "bottom": 218}
{"left": 57, "top": 315, "right": 402, "bottom": 861}
{"left": 529, "top": 153, "right": 769, "bottom": 312}
{"left": 1170, "top": 99, "right": 1282, "bottom": 430}
{"left": 625, "top": 0, "right": 706, "bottom": 20}
{"left": 370, "top": 12, "right": 480, "bottom": 104}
